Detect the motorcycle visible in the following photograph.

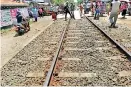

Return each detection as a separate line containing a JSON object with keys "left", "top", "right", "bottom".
{"left": 15, "top": 24, "right": 26, "bottom": 35}
{"left": 14, "top": 18, "right": 30, "bottom": 35}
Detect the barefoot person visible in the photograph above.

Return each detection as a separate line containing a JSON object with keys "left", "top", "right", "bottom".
{"left": 108, "top": 0, "right": 121, "bottom": 28}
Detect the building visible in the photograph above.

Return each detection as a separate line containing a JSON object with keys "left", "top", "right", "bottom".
{"left": 1, "top": 0, "right": 28, "bottom": 8}
{"left": 1, "top": 0, "right": 29, "bottom": 27}
{"left": 24, "top": 0, "right": 50, "bottom": 3}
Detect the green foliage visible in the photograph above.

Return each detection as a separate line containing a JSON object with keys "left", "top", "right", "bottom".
{"left": 65, "top": 0, "right": 74, "bottom": 3}
{"left": 52, "top": 0, "right": 75, "bottom": 4}
{"left": 77, "top": 0, "right": 82, "bottom": 3}
{"left": 53, "top": 0, "right": 65, "bottom": 4}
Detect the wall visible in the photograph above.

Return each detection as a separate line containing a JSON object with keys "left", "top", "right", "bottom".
{"left": 1, "top": 7, "right": 29, "bottom": 28}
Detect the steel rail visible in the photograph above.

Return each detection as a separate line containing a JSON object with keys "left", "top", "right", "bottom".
{"left": 86, "top": 17, "right": 131, "bottom": 59}
{"left": 43, "top": 19, "right": 71, "bottom": 86}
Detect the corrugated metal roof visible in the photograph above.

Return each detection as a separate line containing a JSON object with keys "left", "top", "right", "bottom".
{"left": 1, "top": 0, "right": 28, "bottom": 6}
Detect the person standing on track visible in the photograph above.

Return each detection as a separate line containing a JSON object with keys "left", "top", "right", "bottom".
{"left": 108, "top": 0, "right": 121, "bottom": 28}
{"left": 70, "top": 3, "right": 75, "bottom": 19}
{"left": 64, "top": 2, "right": 72, "bottom": 21}
{"left": 86, "top": 2, "right": 91, "bottom": 14}
{"left": 94, "top": 2, "right": 100, "bottom": 20}
{"left": 79, "top": 3, "right": 84, "bottom": 17}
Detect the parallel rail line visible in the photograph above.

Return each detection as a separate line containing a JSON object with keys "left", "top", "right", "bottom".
{"left": 43, "top": 20, "right": 71, "bottom": 86}
{"left": 43, "top": 17, "right": 131, "bottom": 86}
{"left": 85, "top": 17, "right": 131, "bottom": 59}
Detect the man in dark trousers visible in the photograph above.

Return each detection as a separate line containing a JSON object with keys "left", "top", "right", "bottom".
{"left": 70, "top": 3, "right": 75, "bottom": 19}
{"left": 64, "top": 2, "right": 72, "bottom": 21}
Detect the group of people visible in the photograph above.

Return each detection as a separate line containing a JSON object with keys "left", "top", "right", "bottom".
{"left": 28, "top": 7, "right": 45, "bottom": 22}
{"left": 108, "top": 0, "right": 131, "bottom": 28}
{"left": 90, "top": 0, "right": 127, "bottom": 28}
{"left": 51, "top": 3, "right": 75, "bottom": 21}
{"left": 52, "top": 2, "right": 89, "bottom": 21}
{"left": 64, "top": 3, "right": 75, "bottom": 21}
{"left": 15, "top": 0, "right": 130, "bottom": 32}
{"left": 79, "top": 0, "right": 130, "bottom": 28}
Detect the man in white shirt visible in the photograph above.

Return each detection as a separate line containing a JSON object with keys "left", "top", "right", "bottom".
{"left": 108, "top": 0, "right": 121, "bottom": 28}
{"left": 86, "top": 2, "right": 91, "bottom": 13}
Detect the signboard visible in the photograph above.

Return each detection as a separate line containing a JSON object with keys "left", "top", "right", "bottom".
{"left": 1, "top": 10, "right": 12, "bottom": 27}
{"left": 10, "top": 9, "right": 18, "bottom": 25}
{"left": 0, "top": 10, "right": 2, "bottom": 27}
{"left": 21, "top": 8, "right": 29, "bottom": 17}
{"left": 10, "top": 9, "right": 17, "bottom": 18}
{"left": 18, "top": 8, "right": 29, "bottom": 18}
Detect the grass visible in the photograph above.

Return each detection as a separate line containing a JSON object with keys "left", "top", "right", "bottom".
{"left": 1, "top": 25, "right": 13, "bottom": 35}
{"left": 29, "top": 20, "right": 34, "bottom": 25}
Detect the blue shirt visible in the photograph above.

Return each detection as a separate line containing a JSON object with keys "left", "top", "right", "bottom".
{"left": 16, "top": 14, "right": 22, "bottom": 23}
{"left": 32, "top": 8, "right": 38, "bottom": 15}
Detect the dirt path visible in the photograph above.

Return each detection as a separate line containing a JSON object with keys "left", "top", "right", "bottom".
{"left": 1, "top": 16, "right": 53, "bottom": 69}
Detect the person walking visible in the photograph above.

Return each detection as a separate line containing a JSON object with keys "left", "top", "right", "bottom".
{"left": 70, "top": 3, "right": 75, "bottom": 19}
{"left": 28, "top": 9, "right": 33, "bottom": 21}
{"left": 106, "top": 2, "right": 110, "bottom": 14}
{"left": 38, "top": 8, "right": 43, "bottom": 18}
{"left": 128, "top": 2, "right": 131, "bottom": 15}
{"left": 121, "top": 2, "right": 128, "bottom": 18}
{"left": 108, "top": 0, "right": 121, "bottom": 28}
{"left": 100, "top": 2, "right": 106, "bottom": 16}
{"left": 79, "top": 3, "right": 84, "bottom": 17}
{"left": 52, "top": 6, "right": 57, "bottom": 21}
{"left": 86, "top": 2, "right": 91, "bottom": 14}
{"left": 64, "top": 2, "right": 72, "bottom": 21}
{"left": 91, "top": 2, "right": 95, "bottom": 16}
{"left": 94, "top": 2, "right": 100, "bottom": 20}
{"left": 56, "top": 5, "right": 59, "bottom": 15}
{"left": 53, "top": 5, "right": 59, "bottom": 17}
{"left": 32, "top": 7, "right": 38, "bottom": 22}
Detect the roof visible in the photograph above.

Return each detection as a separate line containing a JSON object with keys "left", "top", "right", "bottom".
{"left": 1, "top": 0, "right": 28, "bottom": 7}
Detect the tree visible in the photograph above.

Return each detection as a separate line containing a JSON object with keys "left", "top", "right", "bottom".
{"left": 52, "top": 0, "right": 75, "bottom": 5}
{"left": 77, "top": 0, "right": 83, "bottom": 3}
{"left": 53, "top": 0, "right": 65, "bottom": 4}
{"left": 65, "top": 0, "right": 74, "bottom": 3}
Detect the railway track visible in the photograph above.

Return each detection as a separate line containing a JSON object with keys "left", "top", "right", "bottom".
{"left": 1, "top": 17, "right": 131, "bottom": 86}
{"left": 44, "top": 17, "right": 131, "bottom": 86}
{"left": 87, "top": 17, "right": 131, "bottom": 53}
{"left": 1, "top": 20, "right": 69, "bottom": 86}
